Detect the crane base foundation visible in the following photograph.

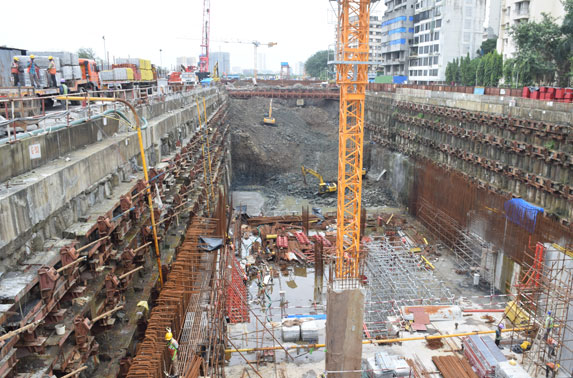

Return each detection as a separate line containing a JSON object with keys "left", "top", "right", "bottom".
{"left": 326, "top": 286, "right": 365, "bottom": 378}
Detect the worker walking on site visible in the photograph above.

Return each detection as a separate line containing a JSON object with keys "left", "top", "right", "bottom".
{"left": 27, "top": 55, "right": 39, "bottom": 88}
{"left": 545, "top": 362, "right": 559, "bottom": 378}
{"left": 11, "top": 57, "right": 21, "bottom": 86}
{"left": 495, "top": 323, "right": 504, "bottom": 347}
{"left": 48, "top": 56, "right": 57, "bottom": 87}
{"left": 545, "top": 311, "right": 554, "bottom": 341}
{"left": 165, "top": 328, "right": 179, "bottom": 376}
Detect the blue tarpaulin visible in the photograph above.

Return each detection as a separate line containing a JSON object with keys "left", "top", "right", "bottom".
{"left": 504, "top": 198, "right": 544, "bottom": 234}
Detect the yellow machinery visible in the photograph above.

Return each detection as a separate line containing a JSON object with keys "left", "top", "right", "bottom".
{"left": 334, "top": 0, "right": 374, "bottom": 279}
{"left": 263, "top": 99, "right": 276, "bottom": 125}
{"left": 212, "top": 61, "right": 220, "bottom": 82}
{"left": 301, "top": 166, "right": 337, "bottom": 194}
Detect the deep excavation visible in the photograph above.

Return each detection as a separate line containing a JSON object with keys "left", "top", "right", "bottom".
{"left": 1, "top": 1, "right": 573, "bottom": 378}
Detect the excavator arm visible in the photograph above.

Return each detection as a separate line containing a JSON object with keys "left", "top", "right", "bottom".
{"left": 301, "top": 166, "right": 336, "bottom": 194}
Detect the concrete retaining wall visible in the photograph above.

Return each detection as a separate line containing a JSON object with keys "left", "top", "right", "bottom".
{"left": 0, "top": 87, "right": 225, "bottom": 270}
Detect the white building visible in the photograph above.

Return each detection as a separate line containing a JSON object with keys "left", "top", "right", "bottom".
{"left": 347, "top": 15, "right": 384, "bottom": 75}
{"left": 369, "top": 16, "right": 384, "bottom": 74}
{"left": 409, "top": 0, "right": 491, "bottom": 84}
{"left": 483, "top": 0, "right": 502, "bottom": 40}
{"left": 497, "top": 0, "right": 565, "bottom": 60}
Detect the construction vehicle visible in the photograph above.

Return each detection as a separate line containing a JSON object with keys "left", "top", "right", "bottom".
{"left": 301, "top": 166, "right": 337, "bottom": 194}
{"left": 263, "top": 99, "right": 276, "bottom": 125}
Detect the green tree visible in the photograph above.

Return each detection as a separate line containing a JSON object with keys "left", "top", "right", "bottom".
{"left": 503, "top": 58, "right": 516, "bottom": 86}
{"left": 460, "top": 53, "right": 476, "bottom": 86}
{"left": 304, "top": 50, "right": 331, "bottom": 79}
{"left": 476, "top": 58, "right": 485, "bottom": 86}
{"left": 77, "top": 47, "right": 98, "bottom": 60}
{"left": 510, "top": 13, "right": 562, "bottom": 84}
{"left": 483, "top": 53, "right": 494, "bottom": 87}
{"left": 454, "top": 58, "right": 461, "bottom": 83}
{"left": 445, "top": 62, "right": 454, "bottom": 83}
{"left": 478, "top": 38, "right": 497, "bottom": 56}
{"left": 491, "top": 52, "right": 503, "bottom": 86}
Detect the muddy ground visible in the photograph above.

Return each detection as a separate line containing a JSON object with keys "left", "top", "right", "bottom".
{"left": 229, "top": 97, "right": 396, "bottom": 212}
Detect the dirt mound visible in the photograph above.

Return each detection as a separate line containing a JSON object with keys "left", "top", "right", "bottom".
{"left": 229, "top": 97, "right": 397, "bottom": 210}
{"left": 229, "top": 97, "right": 338, "bottom": 186}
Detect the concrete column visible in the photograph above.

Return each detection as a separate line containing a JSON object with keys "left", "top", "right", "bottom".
{"left": 326, "top": 285, "right": 365, "bottom": 378}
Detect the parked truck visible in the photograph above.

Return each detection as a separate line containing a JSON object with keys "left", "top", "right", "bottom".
{"left": 1, "top": 48, "right": 157, "bottom": 112}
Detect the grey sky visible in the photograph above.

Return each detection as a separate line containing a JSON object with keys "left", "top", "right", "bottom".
{"left": 3, "top": 1, "right": 385, "bottom": 73}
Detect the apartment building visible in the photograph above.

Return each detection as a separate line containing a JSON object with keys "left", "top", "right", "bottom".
{"left": 380, "top": 0, "right": 416, "bottom": 82}
{"left": 409, "top": 0, "right": 489, "bottom": 83}
{"left": 497, "top": 0, "right": 565, "bottom": 59}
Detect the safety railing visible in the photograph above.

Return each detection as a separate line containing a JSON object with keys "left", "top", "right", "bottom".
{"left": 0, "top": 83, "right": 217, "bottom": 144}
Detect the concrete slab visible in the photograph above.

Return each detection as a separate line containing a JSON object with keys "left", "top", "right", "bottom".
{"left": 0, "top": 270, "right": 39, "bottom": 303}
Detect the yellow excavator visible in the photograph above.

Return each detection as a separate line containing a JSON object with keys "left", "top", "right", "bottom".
{"left": 301, "top": 165, "right": 337, "bottom": 194}
{"left": 263, "top": 99, "right": 276, "bottom": 126}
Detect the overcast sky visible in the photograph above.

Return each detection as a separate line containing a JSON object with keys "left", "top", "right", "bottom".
{"left": 3, "top": 0, "right": 385, "bottom": 73}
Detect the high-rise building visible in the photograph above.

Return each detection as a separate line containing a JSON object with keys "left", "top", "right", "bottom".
{"left": 380, "top": 0, "right": 416, "bottom": 81}
{"left": 409, "top": 0, "right": 491, "bottom": 84}
{"left": 348, "top": 15, "right": 384, "bottom": 76}
{"left": 209, "top": 52, "right": 231, "bottom": 75}
{"left": 369, "top": 16, "right": 384, "bottom": 74}
{"left": 296, "top": 61, "right": 305, "bottom": 76}
{"left": 483, "top": 0, "right": 502, "bottom": 41}
{"left": 497, "top": 0, "right": 565, "bottom": 60}
{"left": 176, "top": 56, "right": 197, "bottom": 68}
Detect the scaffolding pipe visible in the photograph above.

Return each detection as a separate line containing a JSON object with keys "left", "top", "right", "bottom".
{"left": 76, "top": 235, "right": 111, "bottom": 253}
{"left": 224, "top": 327, "right": 531, "bottom": 353}
{"left": 60, "top": 366, "right": 88, "bottom": 378}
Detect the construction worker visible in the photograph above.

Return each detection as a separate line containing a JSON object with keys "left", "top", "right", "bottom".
{"left": 59, "top": 79, "right": 68, "bottom": 95}
{"left": 11, "top": 57, "right": 21, "bottom": 86}
{"left": 165, "top": 328, "right": 179, "bottom": 376}
{"left": 48, "top": 57, "right": 57, "bottom": 87}
{"left": 544, "top": 311, "right": 554, "bottom": 341}
{"left": 545, "top": 362, "right": 559, "bottom": 378}
{"left": 495, "top": 323, "right": 504, "bottom": 347}
{"left": 547, "top": 337, "right": 558, "bottom": 357}
{"left": 27, "top": 55, "right": 39, "bottom": 88}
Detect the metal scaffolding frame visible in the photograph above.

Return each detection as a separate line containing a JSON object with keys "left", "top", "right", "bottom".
{"left": 417, "top": 198, "right": 485, "bottom": 272}
{"left": 364, "top": 237, "right": 455, "bottom": 338}
{"left": 506, "top": 244, "right": 573, "bottom": 377}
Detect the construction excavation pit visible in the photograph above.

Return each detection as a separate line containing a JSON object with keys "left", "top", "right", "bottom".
{"left": 1, "top": 69, "right": 572, "bottom": 378}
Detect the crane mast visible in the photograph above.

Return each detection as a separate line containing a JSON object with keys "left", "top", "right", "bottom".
{"left": 199, "top": 0, "right": 211, "bottom": 73}
{"left": 335, "top": 0, "right": 373, "bottom": 280}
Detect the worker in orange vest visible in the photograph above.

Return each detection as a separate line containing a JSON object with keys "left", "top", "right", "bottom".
{"left": 27, "top": 55, "right": 39, "bottom": 88}
{"left": 11, "top": 57, "right": 20, "bottom": 86}
{"left": 545, "top": 362, "right": 559, "bottom": 378}
{"left": 48, "top": 57, "right": 57, "bottom": 87}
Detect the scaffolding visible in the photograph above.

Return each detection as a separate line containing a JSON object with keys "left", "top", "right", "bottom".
{"left": 505, "top": 243, "right": 573, "bottom": 377}
{"left": 417, "top": 198, "right": 485, "bottom": 272}
{"left": 364, "top": 237, "right": 455, "bottom": 338}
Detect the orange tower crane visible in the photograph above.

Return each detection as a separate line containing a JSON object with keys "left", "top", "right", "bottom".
{"left": 333, "top": 0, "right": 377, "bottom": 280}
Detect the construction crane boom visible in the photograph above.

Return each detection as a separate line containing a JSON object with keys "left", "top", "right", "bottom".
{"left": 334, "top": 0, "right": 376, "bottom": 280}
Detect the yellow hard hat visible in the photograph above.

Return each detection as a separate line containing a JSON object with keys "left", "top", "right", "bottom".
{"left": 30, "top": 54, "right": 35, "bottom": 59}
{"left": 165, "top": 331, "right": 173, "bottom": 341}
{"left": 13, "top": 57, "right": 19, "bottom": 61}
{"left": 49, "top": 56, "right": 53, "bottom": 60}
